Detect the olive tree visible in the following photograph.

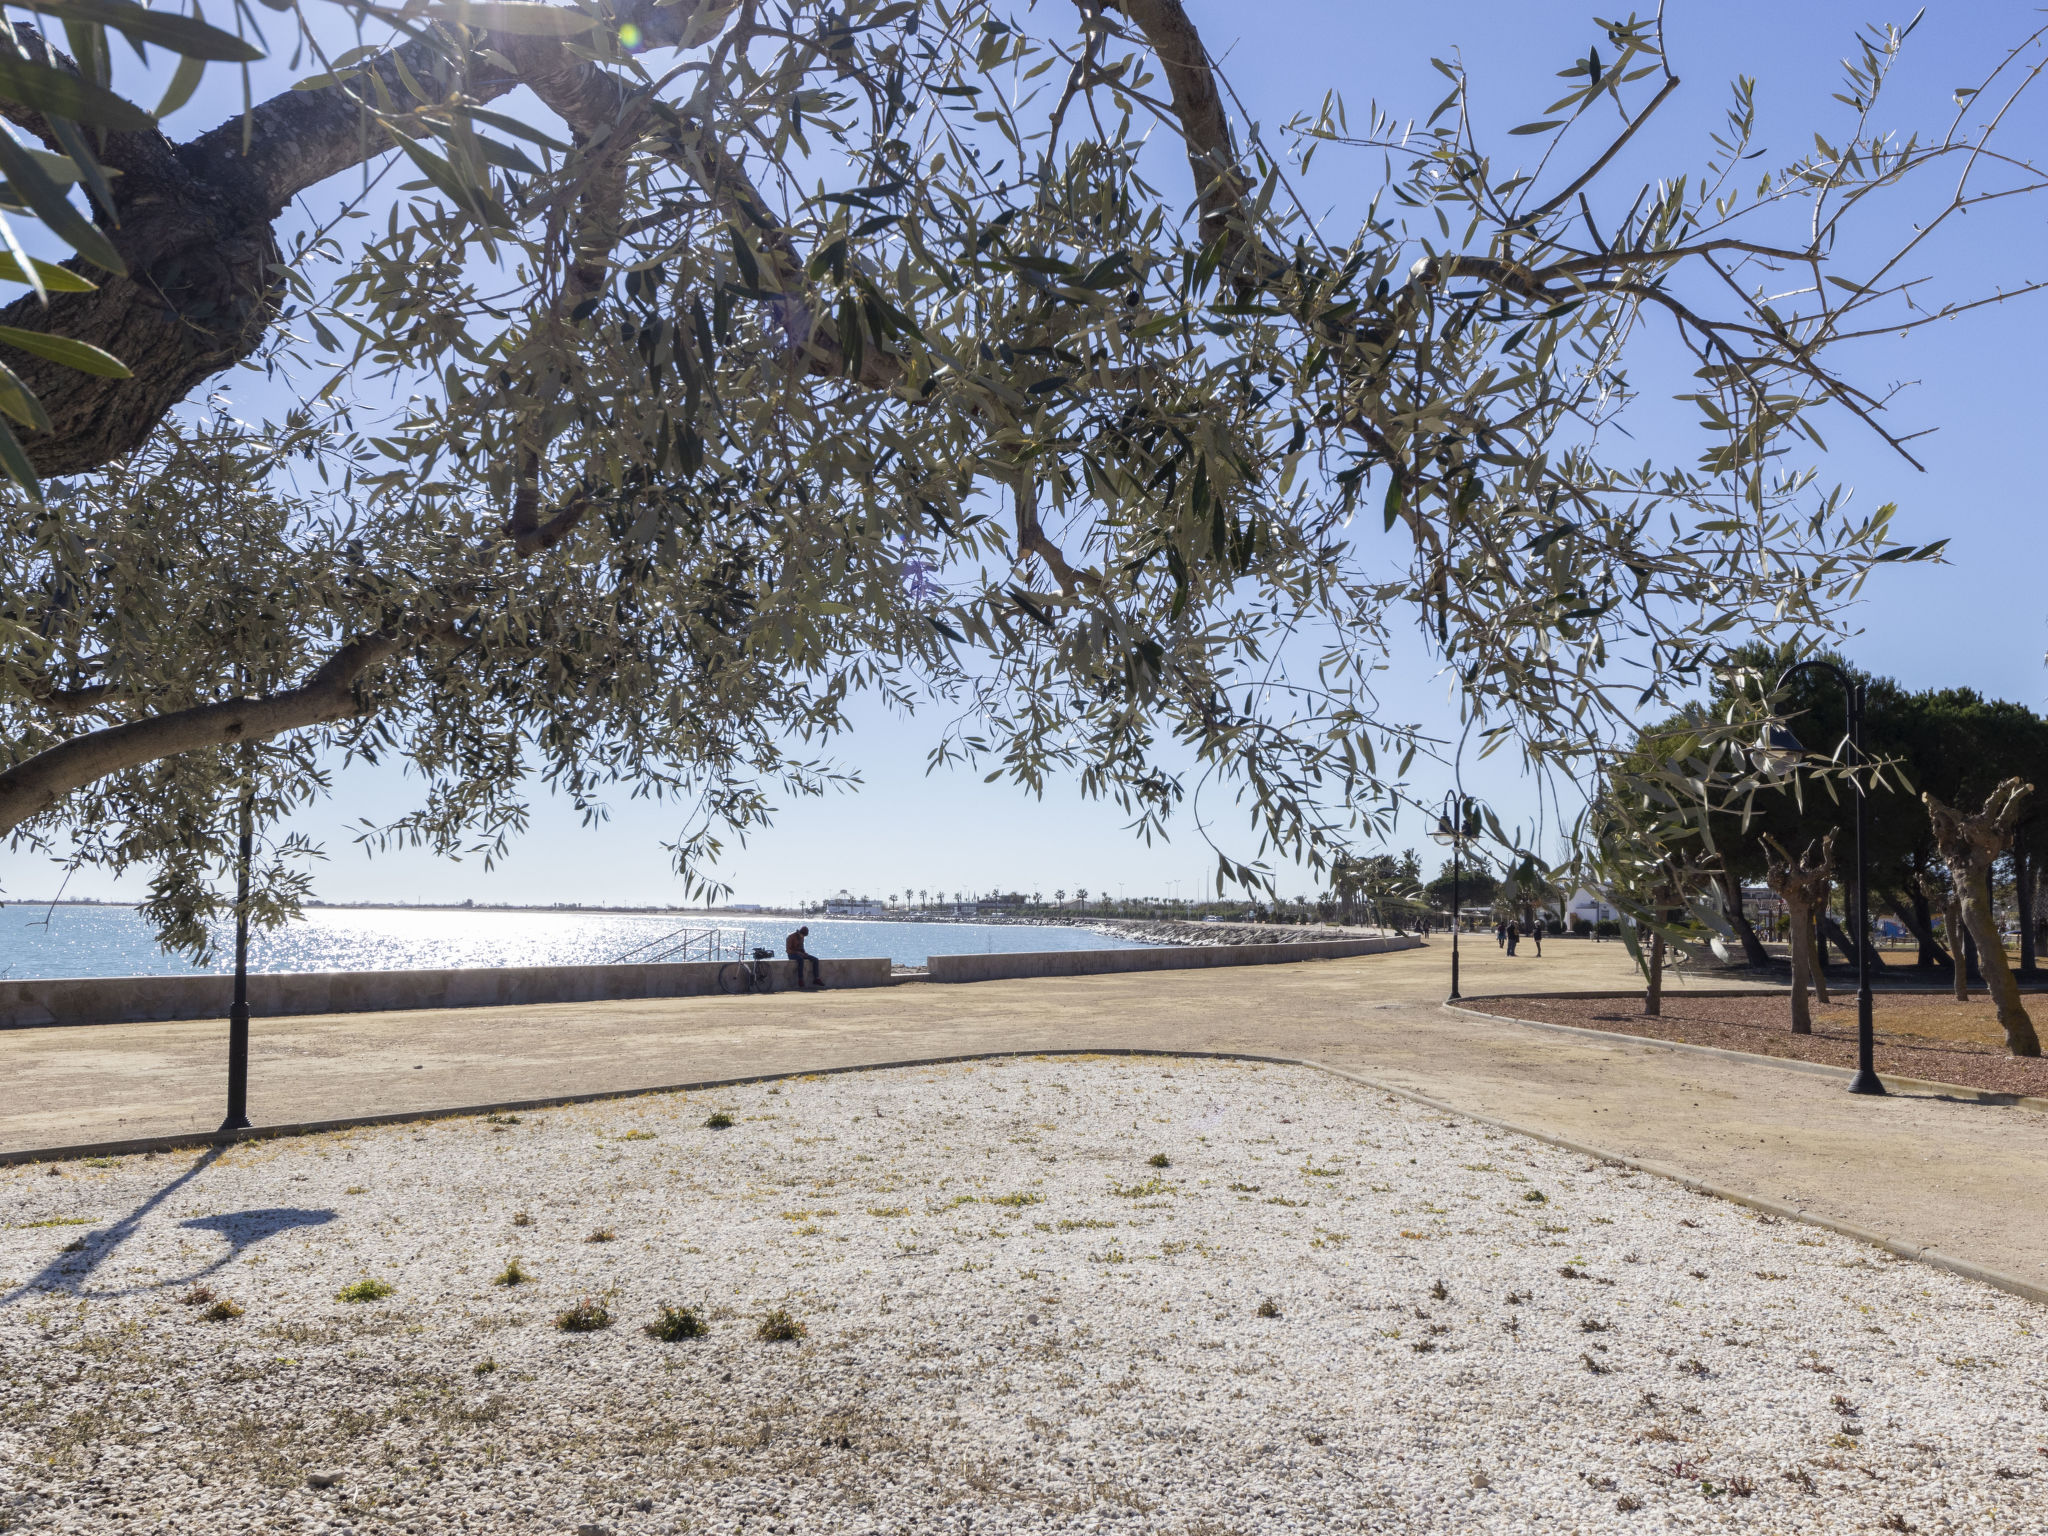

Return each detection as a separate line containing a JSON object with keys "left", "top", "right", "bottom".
{"left": 1926, "top": 780, "right": 2039, "bottom": 1057}
{"left": 2, "top": 1, "right": 2045, "bottom": 943}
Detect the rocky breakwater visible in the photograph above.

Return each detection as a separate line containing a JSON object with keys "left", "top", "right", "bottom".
{"left": 1087, "top": 917, "right": 1394, "bottom": 948}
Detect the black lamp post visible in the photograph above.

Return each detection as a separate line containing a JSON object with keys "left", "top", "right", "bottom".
{"left": 218, "top": 787, "right": 254, "bottom": 1135}
{"left": 1751, "top": 661, "right": 1884, "bottom": 1097}
{"left": 1432, "top": 793, "right": 1475, "bottom": 1003}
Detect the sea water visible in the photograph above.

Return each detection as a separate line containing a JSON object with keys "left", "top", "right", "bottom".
{"left": 0, "top": 904, "right": 1140, "bottom": 981}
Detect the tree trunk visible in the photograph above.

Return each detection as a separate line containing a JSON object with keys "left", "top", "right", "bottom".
{"left": 1787, "top": 904, "right": 1813, "bottom": 1034}
{"left": 1964, "top": 925, "right": 1983, "bottom": 987}
{"left": 1765, "top": 834, "right": 1836, "bottom": 1034}
{"left": 1892, "top": 888, "right": 1948, "bottom": 969}
{"left": 1927, "top": 783, "right": 2037, "bottom": 1053}
{"left": 1787, "top": 903, "right": 1816, "bottom": 1032}
{"left": 1821, "top": 913, "right": 1884, "bottom": 971}
{"left": 1805, "top": 904, "right": 1832, "bottom": 1006}
{"left": 1644, "top": 929, "right": 1666, "bottom": 1017}
{"left": 1948, "top": 888, "right": 1971, "bottom": 1000}
{"left": 1716, "top": 869, "right": 1772, "bottom": 968}
{"left": 1957, "top": 860, "right": 2040, "bottom": 1056}
{"left": 2017, "top": 828, "right": 2038, "bottom": 977}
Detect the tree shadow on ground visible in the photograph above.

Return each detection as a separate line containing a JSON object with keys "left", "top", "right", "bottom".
{"left": 2, "top": 1148, "right": 336, "bottom": 1303}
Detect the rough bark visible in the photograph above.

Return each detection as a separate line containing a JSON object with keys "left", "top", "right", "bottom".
{"left": 1764, "top": 833, "right": 1836, "bottom": 1032}
{"left": 0, "top": 4, "right": 711, "bottom": 476}
{"left": 1926, "top": 781, "right": 2040, "bottom": 1057}
{"left": 1786, "top": 905, "right": 1813, "bottom": 1033}
{"left": 1798, "top": 903, "right": 1830, "bottom": 1007}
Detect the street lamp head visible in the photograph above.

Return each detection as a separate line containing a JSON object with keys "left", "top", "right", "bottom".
{"left": 1749, "top": 723, "right": 1805, "bottom": 778}
{"left": 1430, "top": 814, "right": 1460, "bottom": 847}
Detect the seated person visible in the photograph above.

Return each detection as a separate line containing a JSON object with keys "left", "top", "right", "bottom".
{"left": 785, "top": 925, "right": 822, "bottom": 989}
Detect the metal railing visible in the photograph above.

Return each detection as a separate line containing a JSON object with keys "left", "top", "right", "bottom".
{"left": 605, "top": 925, "right": 753, "bottom": 966}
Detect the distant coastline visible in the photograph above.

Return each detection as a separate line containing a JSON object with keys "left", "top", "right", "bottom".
{"left": 4, "top": 898, "right": 800, "bottom": 917}
{"left": 2, "top": 899, "right": 1155, "bottom": 925}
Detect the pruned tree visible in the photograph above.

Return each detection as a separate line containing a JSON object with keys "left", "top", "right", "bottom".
{"left": 1763, "top": 832, "right": 1836, "bottom": 1034}
{"left": 3, "top": 3, "right": 2047, "bottom": 948}
{"left": 1925, "top": 780, "right": 2040, "bottom": 1056}
{"left": 1941, "top": 866, "right": 1970, "bottom": 1004}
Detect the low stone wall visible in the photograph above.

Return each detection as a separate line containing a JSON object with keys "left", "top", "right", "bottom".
{"left": 924, "top": 934, "right": 1421, "bottom": 984}
{"left": 0, "top": 955, "right": 893, "bottom": 1030}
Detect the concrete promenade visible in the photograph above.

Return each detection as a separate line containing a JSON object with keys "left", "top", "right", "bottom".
{"left": 7, "top": 938, "right": 2048, "bottom": 1296}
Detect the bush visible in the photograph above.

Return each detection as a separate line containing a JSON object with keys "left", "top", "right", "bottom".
{"left": 336, "top": 1278, "right": 394, "bottom": 1304}
{"left": 1255, "top": 1298, "right": 1281, "bottom": 1319}
{"left": 585, "top": 1227, "right": 617, "bottom": 1244}
{"left": 555, "top": 1297, "right": 612, "bottom": 1332}
{"left": 645, "top": 1304, "right": 710, "bottom": 1342}
{"left": 703, "top": 1111, "right": 735, "bottom": 1130}
{"left": 756, "top": 1308, "right": 807, "bottom": 1342}
{"left": 1569, "top": 916, "right": 1591, "bottom": 935}
{"left": 1595, "top": 919, "right": 1622, "bottom": 938}
{"left": 200, "top": 1298, "right": 244, "bottom": 1322}
{"left": 1147, "top": 1153, "right": 1171, "bottom": 1169}
{"left": 494, "top": 1257, "right": 532, "bottom": 1287}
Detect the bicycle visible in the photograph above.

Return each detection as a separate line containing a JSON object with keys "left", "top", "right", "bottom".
{"left": 719, "top": 946, "right": 777, "bottom": 996}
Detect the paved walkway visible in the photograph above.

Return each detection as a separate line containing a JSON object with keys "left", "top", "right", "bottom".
{"left": 7, "top": 940, "right": 2047, "bottom": 1295}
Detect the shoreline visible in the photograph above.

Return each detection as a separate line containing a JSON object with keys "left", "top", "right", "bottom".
{"left": 3, "top": 900, "right": 1392, "bottom": 944}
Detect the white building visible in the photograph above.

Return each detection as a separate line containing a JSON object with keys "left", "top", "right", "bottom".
{"left": 823, "top": 899, "right": 885, "bottom": 917}
{"left": 1565, "top": 888, "right": 1621, "bottom": 926}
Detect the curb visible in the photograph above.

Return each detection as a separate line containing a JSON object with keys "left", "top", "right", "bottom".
{"left": 1457, "top": 982, "right": 2048, "bottom": 1000}
{"left": 1447, "top": 1001, "right": 2048, "bottom": 1114}
{"left": 6, "top": 1045, "right": 2043, "bottom": 1311}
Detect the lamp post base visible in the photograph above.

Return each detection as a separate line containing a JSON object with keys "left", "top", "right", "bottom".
{"left": 1849, "top": 988, "right": 1885, "bottom": 1095}
{"left": 220, "top": 999, "right": 251, "bottom": 1135}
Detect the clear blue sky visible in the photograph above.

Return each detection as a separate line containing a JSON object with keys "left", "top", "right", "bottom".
{"left": 5, "top": 2, "right": 2042, "bottom": 910}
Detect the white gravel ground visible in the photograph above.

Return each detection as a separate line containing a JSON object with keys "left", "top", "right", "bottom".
{"left": 1, "top": 1056, "right": 2043, "bottom": 1534}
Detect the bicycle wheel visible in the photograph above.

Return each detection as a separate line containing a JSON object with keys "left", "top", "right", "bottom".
{"left": 751, "top": 964, "right": 776, "bottom": 994}
{"left": 718, "top": 962, "right": 753, "bottom": 996}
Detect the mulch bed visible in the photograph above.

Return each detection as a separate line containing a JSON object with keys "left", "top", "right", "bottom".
{"left": 1469, "top": 993, "right": 2048, "bottom": 1099}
